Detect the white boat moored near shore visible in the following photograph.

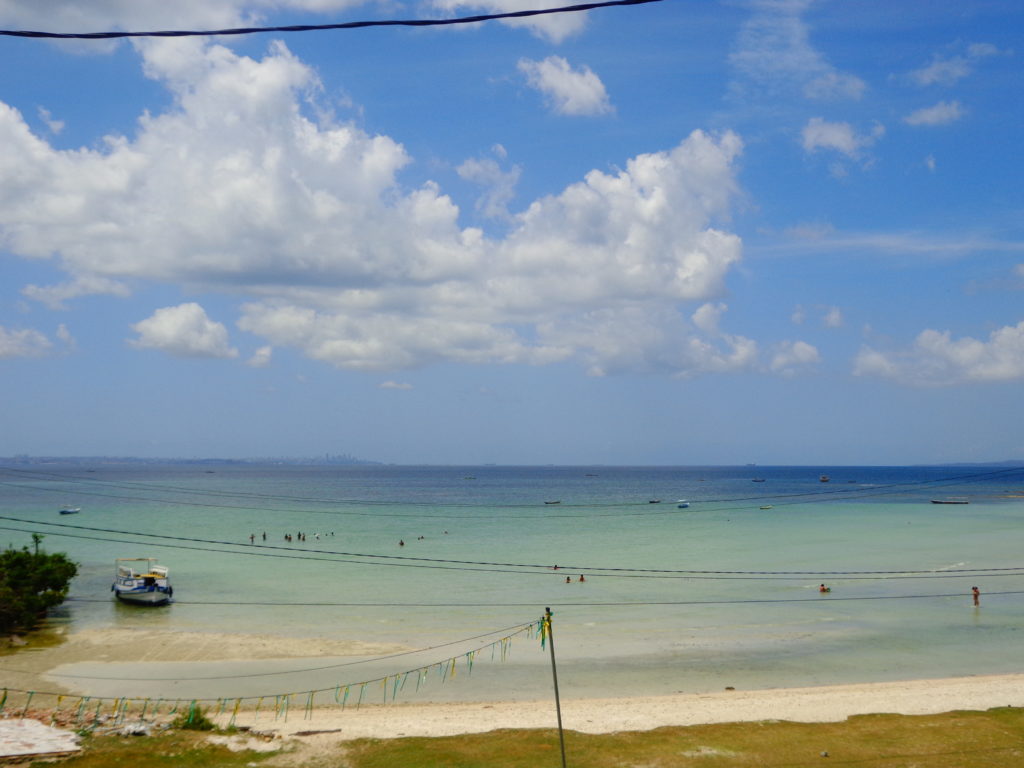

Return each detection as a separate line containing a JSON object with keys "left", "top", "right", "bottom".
{"left": 112, "top": 558, "right": 173, "bottom": 605}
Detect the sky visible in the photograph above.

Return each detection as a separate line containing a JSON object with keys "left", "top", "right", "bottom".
{"left": 0, "top": 0, "right": 1022, "bottom": 466}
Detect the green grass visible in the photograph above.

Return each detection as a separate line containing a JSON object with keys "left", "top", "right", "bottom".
{"left": 343, "top": 708, "right": 1024, "bottom": 768}
{"left": 33, "top": 707, "right": 1024, "bottom": 768}
{"left": 27, "top": 731, "right": 275, "bottom": 768}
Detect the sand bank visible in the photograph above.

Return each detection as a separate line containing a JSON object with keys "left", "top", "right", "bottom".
{"left": 5, "top": 630, "right": 1023, "bottom": 743}
{"left": 221, "top": 674, "right": 1024, "bottom": 741}
{"left": 1, "top": 628, "right": 411, "bottom": 697}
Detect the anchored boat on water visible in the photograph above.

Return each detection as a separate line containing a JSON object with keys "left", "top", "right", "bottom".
{"left": 112, "top": 558, "right": 173, "bottom": 605}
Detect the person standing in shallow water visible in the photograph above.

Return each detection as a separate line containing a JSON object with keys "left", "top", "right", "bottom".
{"left": 972, "top": 586, "right": 980, "bottom": 606}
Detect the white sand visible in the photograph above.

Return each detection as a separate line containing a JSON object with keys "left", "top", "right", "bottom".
{"left": 223, "top": 674, "right": 1024, "bottom": 741}
{"left": 10, "top": 629, "right": 1023, "bottom": 744}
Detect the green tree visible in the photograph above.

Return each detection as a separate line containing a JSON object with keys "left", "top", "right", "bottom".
{"left": 0, "top": 538, "right": 78, "bottom": 634}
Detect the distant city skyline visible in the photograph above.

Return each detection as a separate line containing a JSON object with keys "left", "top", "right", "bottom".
{"left": 1, "top": 1, "right": 1022, "bottom": 465}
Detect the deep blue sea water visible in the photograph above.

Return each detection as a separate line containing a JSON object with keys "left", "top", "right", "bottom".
{"left": 1, "top": 463, "right": 1022, "bottom": 704}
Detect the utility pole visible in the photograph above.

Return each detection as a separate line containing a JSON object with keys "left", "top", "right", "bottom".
{"left": 544, "top": 607, "right": 567, "bottom": 768}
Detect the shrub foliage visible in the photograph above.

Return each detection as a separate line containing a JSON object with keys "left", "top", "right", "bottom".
{"left": 0, "top": 536, "right": 78, "bottom": 633}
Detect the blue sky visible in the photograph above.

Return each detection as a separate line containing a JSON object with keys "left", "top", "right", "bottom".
{"left": 1, "top": 0, "right": 1022, "bottom": 465}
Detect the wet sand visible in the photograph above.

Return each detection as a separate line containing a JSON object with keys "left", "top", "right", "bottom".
{"left": 4, "top": 629, "right": 1023, "bottom": 743}
{"left": 0, "top": 627, "right": 410, "bottom": 698}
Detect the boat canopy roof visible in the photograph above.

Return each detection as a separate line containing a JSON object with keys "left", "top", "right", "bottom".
{"left": 115, "top": 558, "right": 168, "bottom": 578}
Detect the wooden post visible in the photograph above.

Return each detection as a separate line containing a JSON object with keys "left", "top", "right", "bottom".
{"left": 545, "top": 607, "right": 567, "bottom": 768}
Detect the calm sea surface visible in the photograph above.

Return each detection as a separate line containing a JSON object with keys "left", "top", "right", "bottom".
{"left": 2, "top": 463, "right": 1023, "bottom": 704}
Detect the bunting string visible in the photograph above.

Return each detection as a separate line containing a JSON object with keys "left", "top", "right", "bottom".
{"left": 0, "top": 617, "right": 543, "bottom": 721}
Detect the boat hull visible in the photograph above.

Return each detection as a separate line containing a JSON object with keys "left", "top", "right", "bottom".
{"left": 113, "top": 586, "right": 172, "bottom": 605}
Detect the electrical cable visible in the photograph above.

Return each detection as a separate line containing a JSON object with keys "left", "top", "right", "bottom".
{"left": 0, "top": 0, "right": 660, "bottom": 40}
{"left": 0, "top": 619, "right": 537, "bottom": 681}
{"left": 3, "top": 515, "right": 1024, "bottom": 578}
{"left": 2, "top": 528, "right": 1023, "bottom": 583}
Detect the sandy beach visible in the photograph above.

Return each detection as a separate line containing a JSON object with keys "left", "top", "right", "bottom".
{"left": 4, "top": 629, "right": 1023, "bottom": 744}
{"left": 219, "top": 674, "right": 1024, "bottom": 741}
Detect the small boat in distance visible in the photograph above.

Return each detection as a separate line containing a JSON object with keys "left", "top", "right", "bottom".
{"left": 59, "top": 507, "right": 81, "bottom": 515}
{"left": 648, "top": 499, "right": 662, "bottom": 504}
{"left": 544, "top": 500, "right": 561, "bottom": 505}
{"left": 112, "top": 558, "right": 172, "bottom": 605}
{"left": 931, "top": 498, "right": 969, "bottom": 505}
{"left": 820, "top": 475, "right": 830, "bottom": 483}
{"left": 676, "top": 500, "right": 690, "bottom": 508}
{"left": 752, "top": 478, "right": 766, "bottom": 483}
{"left": 760, "top": 505, "right": 773, "bottom": 510}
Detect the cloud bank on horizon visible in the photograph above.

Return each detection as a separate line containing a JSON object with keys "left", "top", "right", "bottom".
{"left": 1, "top": 0, "right": 1022, "bottom": 462}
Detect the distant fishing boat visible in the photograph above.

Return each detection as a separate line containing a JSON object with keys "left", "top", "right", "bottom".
{"left": 820, "top": 475, "right": 830, "bottom": 483}
{"left": 931, "top": 498, "right": 969, "bottom": 505}
{"left": 760, "top": 505, "right": 773, "bottom": 510}
{"left": 676, "top": 500, "right": 690, "bottom": 509}
{"left": 544, "top": 500, "right": 561, "bottom": 505}
{"left": 59, "top": 507, "right": 81, "bottom": 515}
{"left": 112, "top": 558, "right": 173, "bottom": 606}
{"left": 752, "top": 478, "right": 766, "bottom": 483}
{"left": 648, "top": 499, "right": 662, "bottom": 504}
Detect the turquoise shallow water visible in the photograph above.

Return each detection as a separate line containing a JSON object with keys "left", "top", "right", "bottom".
{"left": 1, "top": 463, "right": 1023, "bottom": 703}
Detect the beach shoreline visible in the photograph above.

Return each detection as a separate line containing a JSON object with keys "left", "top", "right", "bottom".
{"left": 220, "top": 674, "right": 1024, "bottom": 741}
{"left": 3, "top": 629, "right": 1023, "bottom": 742}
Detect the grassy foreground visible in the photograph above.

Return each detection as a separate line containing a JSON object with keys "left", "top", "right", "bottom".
{"left": 29, "top": 707, "right": 1024, "bottom": 768}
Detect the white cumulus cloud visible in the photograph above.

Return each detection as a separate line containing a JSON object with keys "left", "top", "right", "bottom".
{"left": 429, "top": 0, "right": 588, "bottom": 43}
{"left": 730, "top": 0, "right": 866, "bottom": 101}
{"left": 770, "top": 339, "right": 819, "bottom": 376}
{"left": 247, "top": 345, "right": 273, "bottom": 367}
{"left": 457, "top": 148, "right": 521, "bottom": 220}
{"left": 801, "top": 117, "right": 884, "bottom": 159}
{"left": 0, "top": 39, "right": 753, "bottom": 378}
{"left": 130, "top": 302, "right": 239, "bottom": 359}
{"left": 22, "top": 275, "right": 131, "bottom": 311}
{"left": 0, "top": 326, "right": 53, "bottom": 358}
{"left": 903, "top": 100, "right": 964, "bottom": 127}
{"left": 518, "top": 56, "right": 613, "bottom": 116}
{"left": 908, "top": 42, "right": 1007, "bottom": 87}
{"left": 854, "top": 321, "right": 1024, "bottom": 385}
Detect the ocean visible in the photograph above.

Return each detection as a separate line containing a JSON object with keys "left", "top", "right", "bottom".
{"left": 1, "top": 463, "right": 1022, "bottom": 705}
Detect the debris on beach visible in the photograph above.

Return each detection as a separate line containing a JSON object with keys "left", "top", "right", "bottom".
{"left": 0, "top": 718, "right": 81, "bottom": 760}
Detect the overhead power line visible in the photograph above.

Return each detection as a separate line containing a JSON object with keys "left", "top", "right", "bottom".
{"left": 62, "top": 589, "right": 1024, "bottom": 609}
{"left": 2, "top": 516, "right": 1023, "bottom": 580}
{"left": 7, "top": 591, "right": 1023, "bottom": 683}
{"left": 0, "top": 0, "right": 661, "bottom": 40}
{"left": 0, "top": 619, "right": 536, "bottom": 681}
